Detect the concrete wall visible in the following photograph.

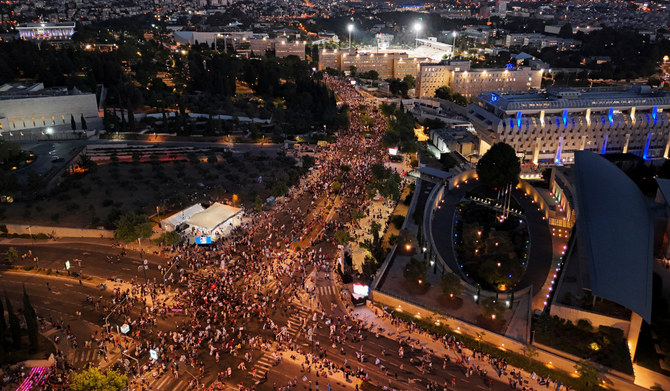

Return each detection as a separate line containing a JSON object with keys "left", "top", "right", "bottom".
{"left": 517, "top": 179, "right": 551, "bottom": 219}
{"left": 2, "top": 223, "right": 114, "bottom": 238}
{"left": 0, "top": 93, "right": 101, "bottom": 133}
{"left": 448, "top": 169, "right": 478, "bottom": 189}
{"left": 549, "top": 303, "right": 631, "bottom": 336}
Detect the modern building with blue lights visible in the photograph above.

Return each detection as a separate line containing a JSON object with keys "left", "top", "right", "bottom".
{"left": 467, "top": 85, "right": 670, "bottom": 164}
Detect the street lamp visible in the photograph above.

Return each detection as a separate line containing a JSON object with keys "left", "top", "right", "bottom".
{"left": 414, "top": 22, "right": 422, "bottom": 48}
{"left": 347, "top": 24, "right": 354, "bottom": 50}
{"left": 452, "top": 31, "right": 457, "bottom": 57}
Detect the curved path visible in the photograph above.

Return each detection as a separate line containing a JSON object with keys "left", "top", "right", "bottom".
{"left": 430, "top": 182, "right": 553, "bottom": 296}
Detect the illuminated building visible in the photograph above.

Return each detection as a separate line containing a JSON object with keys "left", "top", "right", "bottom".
{"left": 467, "top": 85, "right": 670, "bottom": 164}
{"left": 0, "top": 83, "right": 101, "bottom": 138}
{"left": 16, "top": 22, "right": 75, "bottom": 41}
{"left": 416, "top": 60, "right": 542, "bottom": 99}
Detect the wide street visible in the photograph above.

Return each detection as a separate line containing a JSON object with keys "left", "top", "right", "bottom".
{"left": 2, "top": 77, "right": 521, "bottom": 391}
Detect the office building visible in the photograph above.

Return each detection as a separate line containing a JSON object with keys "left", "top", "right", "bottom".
{"left": 318, "top": 50, "right": 431, "bottom": 80}
{"left": 467, "top": 85, "right": 670, "bottom": 164}
{"left": 416, "top": 60, "right": 542, "bottom": 99}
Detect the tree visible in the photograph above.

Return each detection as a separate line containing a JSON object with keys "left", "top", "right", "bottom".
{"left": 70, "top": 367, "right": 128, "bottom": 391}
{"left": 271, "top": 181, "right": 289, "bottom": 198}
{"left": 334, "top": 229, "right": 352, "bottom": 245}
{"left": 403, "top": 257, "right": 427, "bottom": 284}
{"left": 22, "top": 286, "right": 38, "bottom": 353}
{"left": 451, "top": 92, "right": 468, "bottom": 106}
{"left": 5, "top": 293, "right": 21, "bottom": 350}
{"left": 523, "top": 344, "right": 539, "bottom": 364}
{"left": 370, "top": 220, "right": 382, "bottom": 245}
{"left": 558, "top": 23, "right": 573, "bottom": 38}
{"left": 480, "top": 297, "right": 505, "bottom": 321}
{"left": 80, "top": 114, "right": 88, "bottom": 130}
{"left": 154, "top": 231, "right": 181, "bottom": 246}
{"left": 434, "top": 85, "right": 451, "bottom": 100}
{"left": 440, "top": 272, "right": 464, "bottom": 298}
{"left": 254, "top": 195, "right": 263, "bottom": 210}
{"left": 403, "top": 74, "right": 416, "bottom": 89}
{"left": 476, "top": 142, "right": 521, "bottom": 189}
{"left": 70, "top": 114, "right": 77, "bottom": 131}
{"left": 331, "top": 181, "right": 342, "bottom": 193}
{"left": 6, "top": 247, "right": 19, "bottom": 264}
{"left": 113, "top": 213, "right": 153, "bottom": 243}
{"left": 574, "top": 360, "right": 600, "bottom": 389}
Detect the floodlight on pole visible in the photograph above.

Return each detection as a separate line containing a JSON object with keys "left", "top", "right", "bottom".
{"left": 347, "top": 24, "right": 354, "bottom": 49}
{"left": 414, "top": 22, "right": 422, "bottom": 48}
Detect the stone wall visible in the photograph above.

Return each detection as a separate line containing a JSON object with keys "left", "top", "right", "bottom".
{"left": 2, "top": 223, "right": 114, "bottom": 238}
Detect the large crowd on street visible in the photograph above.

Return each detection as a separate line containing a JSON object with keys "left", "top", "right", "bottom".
{"left": 7, "top": 75, "right": 575, "bottom": 391}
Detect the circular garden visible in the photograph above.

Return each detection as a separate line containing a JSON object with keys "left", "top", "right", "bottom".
{"left": 454, "top": 192, "right": 529, "bottom": 292}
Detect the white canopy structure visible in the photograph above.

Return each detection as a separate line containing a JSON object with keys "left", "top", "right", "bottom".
{"left": 186, "top": 203, "right": 244, "bottom": 242}
{"left": 161, "top": 204, "right": 205, "bottom": 232}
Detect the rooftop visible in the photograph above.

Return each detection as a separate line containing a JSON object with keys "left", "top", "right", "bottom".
{"left": 483, "top": 85, "right": 670, "bottom": 112}
{"left": 0, "top": 83, "right": 88, "bottom": 100}
{"left": 573, "top": 151, "right": 653, "bottom": 322}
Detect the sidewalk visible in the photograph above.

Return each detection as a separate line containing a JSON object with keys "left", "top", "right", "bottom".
{"left": 351, "top": 305, "right": 646, "bottom": 391}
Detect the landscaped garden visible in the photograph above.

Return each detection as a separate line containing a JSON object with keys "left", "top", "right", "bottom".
{"left": 454, "top": 200, "right": 529, "bottom": 292}
{"left": 533, "top": 313, "right": 634, "bottom": 375}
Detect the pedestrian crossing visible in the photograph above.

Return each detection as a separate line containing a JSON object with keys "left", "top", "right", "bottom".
{"left": 70, "top": 347, "right": 99, "bottom": 368}
{"left": 316, "top": 285, "right": 337, "bottom": 296}
{"left": 144, "top": 373, "right": 189, "bottom": 390}
{"left": 248, "top": 304, "right": 310, "bottom": 381}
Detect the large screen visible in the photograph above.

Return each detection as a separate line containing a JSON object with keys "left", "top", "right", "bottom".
{"left": 195, "top": 236, "right": 212, "bottom": 245}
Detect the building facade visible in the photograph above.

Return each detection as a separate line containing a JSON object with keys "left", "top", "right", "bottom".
{"left": 318, "top": 49, "right": 431, "bottom": 80}
{"left": 16, "top": 22, "right": 75, "bottom": 40}
{"left": 416, "top": 60, "right": 543, "bottom": 99}
{"left": 0, "top": 83, "right": 101, "bottom": 137}
{"left": 467, "top": 85, "right": 670, "bottom": 164}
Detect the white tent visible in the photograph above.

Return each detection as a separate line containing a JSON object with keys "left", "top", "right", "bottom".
{"left": 186, "top": 203, "right": 243, "bottom": 241}
{"left": 161, "top": 204, "right": 205, "bottom": 232}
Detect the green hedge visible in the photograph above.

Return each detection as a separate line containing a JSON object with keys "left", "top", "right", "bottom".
{"left": 389, "top": 310, "right": 600, "bottom": 390}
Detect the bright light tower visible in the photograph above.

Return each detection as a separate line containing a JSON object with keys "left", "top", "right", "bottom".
{"left": 451, "top": 31, "right": 457, "bottom": 57}
{"left": 414, "top": 22, "right": 422, "bottom": 48}
{"left": 347, "top": 24, "right": 354, "bottom": 50}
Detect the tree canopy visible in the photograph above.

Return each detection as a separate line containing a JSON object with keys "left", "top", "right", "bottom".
{"left": 113, "top": 213, "right": 153, "bottom": 243}
{"left": 476, "top": 142, "right": 520, "bottom": 189}
{"left": 70, "top": 367, "right": 128, "bottom": 391}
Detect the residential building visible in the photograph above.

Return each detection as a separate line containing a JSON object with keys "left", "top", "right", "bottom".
{"left": 467, "top": 85, "right": 670, "bottom": 164}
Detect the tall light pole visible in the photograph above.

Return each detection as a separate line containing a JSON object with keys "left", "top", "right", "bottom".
{"left": 414, "top": 22, "right": 422, "bottom": 48}
{"left": 347, "top": 24, "right": 354, "bottom": 50}
{"left": 452, "top": 31, "right": 457, "bottom": 58}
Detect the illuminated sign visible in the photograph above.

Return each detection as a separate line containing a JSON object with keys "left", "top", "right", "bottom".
{"left": 195, "top": 236, "right": 212, "bottom": 245}
{"left": 388, "top": 147, "right": 398, "bottom": 156}
{"left": 120, "top": 324, "right": 130, "bottom": 334}
{"left": 352, "top": 283, "right": 369, "bottom": 297}
{"left": 149, "top": 349, "right": 158, "bottom": 360}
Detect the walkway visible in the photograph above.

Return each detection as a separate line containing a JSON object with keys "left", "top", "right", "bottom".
{"left": 430, "top": 182, "right": 553, "bottom": 297}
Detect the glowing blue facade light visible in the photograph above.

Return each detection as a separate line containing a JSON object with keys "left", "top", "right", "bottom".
{"left": 562, "top": 109, "right": 568, "bottom": 127}
{"left": 608, "top": 108, "right": 614, "bottom": 125}
{"left": 643, "top": 132, "right": 652, "bottom": 160}
{"left": 516, "top": 111, "right": 522, "bottom": 128}
{"left": 652, "top": 106, "right": 658, "bottom": 124}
